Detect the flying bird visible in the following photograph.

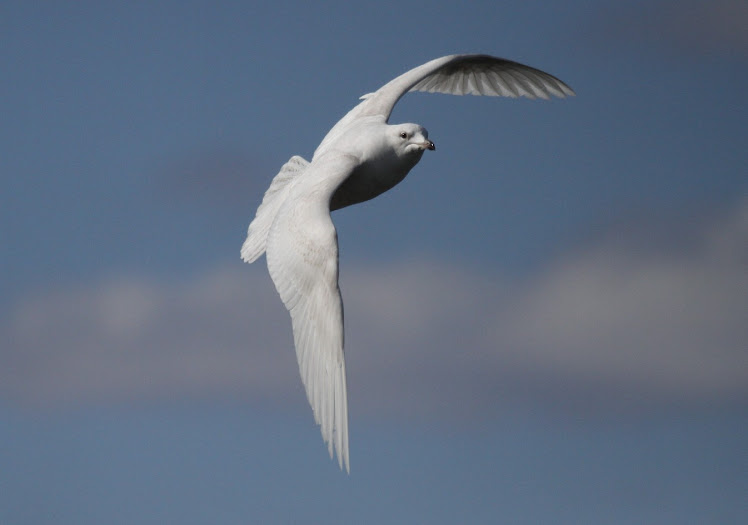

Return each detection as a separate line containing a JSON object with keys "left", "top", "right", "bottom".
{"left": 241, "top": 54, "right": 574, "bottom": 472}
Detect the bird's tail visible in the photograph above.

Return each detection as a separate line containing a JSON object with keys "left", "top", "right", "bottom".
{"left": 240, "top": 155, "right": 310, "bottom": 263}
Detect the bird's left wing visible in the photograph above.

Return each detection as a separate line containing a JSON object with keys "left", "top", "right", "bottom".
{"left": 264, "top": 153, "right": 359, "bottom": 473}
{"left": 356, "top": 54, "right": 575, "bottom": 122}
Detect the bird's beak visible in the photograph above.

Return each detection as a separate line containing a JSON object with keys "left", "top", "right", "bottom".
{"left": 424, "top": 140, "right": 435, "bottom": 151}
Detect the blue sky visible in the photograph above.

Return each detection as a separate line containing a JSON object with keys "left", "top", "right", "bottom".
{"left": 2, "top": 1, "right": 747, "bottom": 523}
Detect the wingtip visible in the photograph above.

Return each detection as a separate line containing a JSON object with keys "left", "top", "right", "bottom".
{"left": 337, "top": 447, "right": 350, "bottom": 474}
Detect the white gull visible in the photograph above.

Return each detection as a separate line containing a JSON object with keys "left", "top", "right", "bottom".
{"left": 241, "top": 54, "right": 574, "bottom": 472}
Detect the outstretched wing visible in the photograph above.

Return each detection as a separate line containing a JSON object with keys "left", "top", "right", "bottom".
{"left": 358, "top": 54, "right": 574, "bottom": 122}
{"left": 315, "top": 54, "right": 573, "bottom": 160}
{"left": 264, "top": 154, "right": 358, "bottom": 472}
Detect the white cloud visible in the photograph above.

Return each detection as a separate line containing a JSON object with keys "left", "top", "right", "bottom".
{"left": 2, "top": 200, "right": 747, "bottom": 417}
{"left": 492, "top": 215, "right": 748, "bottom": 403}
{"left": 3, "top": 270, "right": 298, "bottom": 406}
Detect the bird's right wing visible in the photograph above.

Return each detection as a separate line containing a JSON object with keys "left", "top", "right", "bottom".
{"left": 264, "top": 153, "right": 359, "bottom": 473}
{"left": 356, "top": 54, "right": 575, "bottom": 122}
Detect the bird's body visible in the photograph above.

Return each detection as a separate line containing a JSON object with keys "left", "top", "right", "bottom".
{"left": 241, "top": 54, "right": 574, "bottom": 472}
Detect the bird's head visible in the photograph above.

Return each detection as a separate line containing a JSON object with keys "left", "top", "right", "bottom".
{"left": 391, "top": 123, "right": 435, "bottom": 157}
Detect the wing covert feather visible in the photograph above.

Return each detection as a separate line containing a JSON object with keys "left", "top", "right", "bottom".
{"left": 241, "top": 156, "right": 310, "bottom": 263}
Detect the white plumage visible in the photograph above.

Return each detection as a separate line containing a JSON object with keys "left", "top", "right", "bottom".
{"left": 241, "top": 54, "right": 574, "bottom": 472}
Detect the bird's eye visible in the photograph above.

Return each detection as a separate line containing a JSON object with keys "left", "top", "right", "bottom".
{"left": 399, "top": 132, "right": 407, "bottom": 139}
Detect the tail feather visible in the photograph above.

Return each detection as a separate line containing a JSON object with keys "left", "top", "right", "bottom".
{"left": 241, "top": 155, "right": 310, "bottom": 263}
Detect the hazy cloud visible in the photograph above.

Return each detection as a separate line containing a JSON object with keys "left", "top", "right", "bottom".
{"left": 588, "top": 0, "right": 748, "bottom": 57}
{"left": 492, "top": 202, "right": 748, "bottom": 405}
{"left": 2, "top": 200, "right": 746, "bottom": 417}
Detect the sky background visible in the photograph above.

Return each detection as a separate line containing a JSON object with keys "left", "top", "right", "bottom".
{"left": 2, "top": 0, "right": 747, "bottom": 523}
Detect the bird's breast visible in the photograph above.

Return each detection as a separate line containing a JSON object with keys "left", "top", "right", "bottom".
{"left": 329, "top": 150, "right": 423, "bottom": 211}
